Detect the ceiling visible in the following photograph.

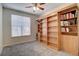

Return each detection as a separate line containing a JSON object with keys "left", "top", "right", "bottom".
{"left": 2, "top": 3, "right": 64, "bottom": 16}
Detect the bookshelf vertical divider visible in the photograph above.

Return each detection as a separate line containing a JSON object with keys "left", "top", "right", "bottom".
{"left": 47, "top": 17, "right": 49, "bottom": 45}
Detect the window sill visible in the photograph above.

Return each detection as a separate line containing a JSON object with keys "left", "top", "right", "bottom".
{"left": 11, "top": 35, "right": 31, "bottom": 38}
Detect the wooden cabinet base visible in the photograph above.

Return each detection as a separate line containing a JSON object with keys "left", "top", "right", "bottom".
{"left": 61, "top": 35, "right": 78, "bottom": 55}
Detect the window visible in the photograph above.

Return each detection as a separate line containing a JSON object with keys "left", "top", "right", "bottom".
{"left": 11, "top": 14, "right": 31, "bottom": 37}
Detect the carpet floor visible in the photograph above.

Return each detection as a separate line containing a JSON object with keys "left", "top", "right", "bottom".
{"left": 1, "top": 41, "right": 71, "bottom": 56}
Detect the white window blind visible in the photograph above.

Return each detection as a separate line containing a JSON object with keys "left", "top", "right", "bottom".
{"left": 11, "top": 14, "right": 31, "bottom": 37}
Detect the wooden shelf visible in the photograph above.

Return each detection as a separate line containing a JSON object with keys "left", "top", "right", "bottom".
{"left": 41, "top": 40, "right": 47, "bottom": 44}
{"left": 48, "top": 42, "right": 57, "bottom": 49}
{"left": 48, "top": 26, "right": 58, "bottom": 28}
{"left": 59, "top": 6, "right": 78, "bottom": 36}
{"left": 61, "top": 17, "right": 77, "bottom": 21}
{"left": 48, "top": 31, "right": 58, "bottom": 33}
{"left": 48, "top": 41, "right": 57, "bottom": 45}
{"left": 41, "top": 22, "right": 47, "bottom": 24}
{"left": 61, "top": 32, "right": 77, "bottom": 36}
{"left": 48, "top": 36, "right": 58, "bottom": 39}
{"left": 47, "top": 20, "right": 57, "bottom": 23}
{"left": 42, "top": 26, "right": 47, "bottom": 28}
{"left": 61, "top": 25, "right": 77, "bottom": 27}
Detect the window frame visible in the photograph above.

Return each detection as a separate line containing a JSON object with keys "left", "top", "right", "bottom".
{"left": 11, "top": 14, "right": 31, "bottom": 37}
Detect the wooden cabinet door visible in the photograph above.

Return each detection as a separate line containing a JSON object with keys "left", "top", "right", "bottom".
{"left": 61, "top": 35, "right": 78, "bottom": 55}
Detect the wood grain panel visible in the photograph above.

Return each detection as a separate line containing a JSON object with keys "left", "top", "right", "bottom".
{"left": 48, "top": 16, "right": 57, "bottom": 22}
{"left": 41, "top": 36, "right": 47, "bottom": 43}
{"left": 48, "top": 21, "right": 58, "bottom": 26}
{"left": 61, "top": 35, "right": 78, "bottom": 55}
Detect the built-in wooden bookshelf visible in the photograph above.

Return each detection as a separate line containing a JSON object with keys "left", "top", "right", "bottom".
{"left": 37, "top": 18, "right": 48, "bottom": 43}
{"left": 58, "top": 6, "right": 78, "bottom": 36}
{"left": 37, "top": 14, "right": 60, "bottom": 50}
{"left": 41, "top": 18, "right": 47, "bottom": 43}
{"left": 47, "top": 14, "right": 60, "bottom": 50}
{"left": 37, "top": 19, "right": 42, "bottom": 41}
{"left": 37, "top": 4, "right": 79, "bottom": 55}
{"left": 58, "top": 5, "right": 78, "bottom": 55}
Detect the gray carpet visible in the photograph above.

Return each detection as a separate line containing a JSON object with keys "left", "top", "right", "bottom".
{"left": 1, "top": 41, "right": 71, "bottom": 56}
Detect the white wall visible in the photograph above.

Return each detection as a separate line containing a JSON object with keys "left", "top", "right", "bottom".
{"left": 0, "top": 4, "right": 3, "bottom": 54}
{"left": 3, "top": 8, "right": 38, "bottom": 47}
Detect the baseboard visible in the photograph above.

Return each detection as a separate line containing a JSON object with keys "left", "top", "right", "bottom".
{"left": 3, "top": 40, "right": 36, "bottom": 48}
